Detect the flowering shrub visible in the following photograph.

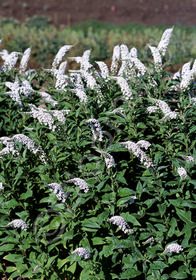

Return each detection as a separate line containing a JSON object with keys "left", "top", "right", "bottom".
{"left": 0, "top": 27, "right": 196, "bottom": 280}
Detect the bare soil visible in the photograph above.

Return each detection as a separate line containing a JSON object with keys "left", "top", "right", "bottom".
{"left": 0, "top": 0, "right": 196, "bottom": 27}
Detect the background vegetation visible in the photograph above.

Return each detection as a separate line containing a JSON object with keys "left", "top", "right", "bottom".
{"left": 1, "top": 17, "right": 196, "bottom": 71}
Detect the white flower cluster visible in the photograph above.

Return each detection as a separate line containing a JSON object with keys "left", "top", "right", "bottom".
{"left": 55, "top": 74, "right": 69, "bottom": 91}
{"left": 149, "top": 45, "right": 162, "bottom": 71}
{"left": 172, "top": 71, "right": 181, "bottom": 80}
{"left": 180, "top": 61, "right": 196, "bottom": 90}
{"left": 48, "top": 109, "right": 70, "bottom": 124}
{"left": 24, "top": 104, "right": 69, "bottom": 131}
{"left": 120, "top": 140, "right": 154, "bottom": 168}
{"left": 86, "top": 118, "right": 103, "bottom": 141}
{"left": 0, "top": 136, "right": 19, "bottom": 158}
{"left": 96, "top": 61, "right": 109, "bottom": 79}
{"left": 13, "top": 134, "right": 39, "bottom": 153}
{"left": 115, "top": 77, "right": 133, "bottom": 100}
{"left": 149, "top": 98, "right": 178, "bottom": 120}
{"left": 103, "top": 152, "right": 115, "bottom": 169}
{"left": 146, "top": 106, "right": 159, "bottom": 114}
{"left": 19, "top": 79, "right": 33, "bottom": 97}
{"left": 7, "top": 219, "right": 28, "bottom": 231}
{"left": 71, "top": 247, "right": 91, "bottom": 259}
{"left": 75, "top": 88, "right": 88, "bottom": 103}
{"left": 118, "top": 44, "right": 130, "bottom": 77}
{"left": 109, "top": 216, "right": 134, "bottom": 234}
{"left": 163, "top": 243, "right": 183, "bottom": 254}
{"left": 143, "top": 236, "right": 155, "bottom": 245}
{"left": 39, "top": 91, "right": 58, "bottom": 107}
{"left": 157, "top": 28, "right": 173, "bottom": 56}
{"left": 67, "top": 178, "right": 89, "bottom": 193}
{"left": 50, "top": 45, "right": 72, "bottom": 91}
{"left": 52, "top": 45, "right": 72, "bottom": 69}
{"left": 82, "top": 70, "right": 99, "bottom": 90}
{"left": 0, "top": 51, "right": 21, "bottom": 71}
{"left": 110, "top": 45, "right": 120, "bottom": 74}
{"left": 4, "top": 79, "right": 22, "bottom": 107}
{"left": 183, "top": 155, "right": 195, "bottom": 163}
{"left": 136, "top": 140, "right": 151, "bottom": 150}
{"left": 147, "top": 28, "right": 173, "bottom": 73}
{"left": 172, "top": 60, "right": 196, "bottom": 90}
{"left": 69, "top": 50, "right": 92, "bottom": 71}
{"left": 129, "top": 49, "right": 147, "bottom": 76}
{"left": 177, "top": 167, "right": 187, "bottom": 180}
{"left": 191, "top": 97, "right": 196, "bottom": 105}
{"left": 4, "top": 78, "right": 34, "bottom": 108}
{"left": 46, "top": 60, "right": 67, "bottom": 78}
{"left": 0, "top": 182, "right": 4, "bottom": 190}
{"left": 0, "top": 134, "right": 46, "bottom": 163}
{"left": 71, "top": 73, "right": 88, "bottom": 103}
{"left": 47, "top": 183, "right": 67, "bottom": 202}
{"left": 19, "top": 48, "right": 31, "bottom": 73}
{"left": 13, "top": 134, "right": 46, "bottom": 163}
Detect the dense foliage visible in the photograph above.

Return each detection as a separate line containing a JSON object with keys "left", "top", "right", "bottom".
{"left": 0, "top": 27, "right": 196, "bottom": 280}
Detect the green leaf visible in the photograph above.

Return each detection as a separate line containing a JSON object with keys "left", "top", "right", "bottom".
{"left": 158, "top": 203, "right": 167, "bottom": 217}
{"left": 0, "top": 244, "right": 15, "bottom": 252}
{"left": 116, "top": 170, "right": 127, "bottom": 185}
{"left": 120, "top": 268, "right": 142, "bottom": 279}
{"left": 92, "top": 237, "right": 105, "bottom": 245}
{"left": 6, "top": 266, "right": 17, "bottom": 273}
{"left": 9, "top": 270, "right": 21, "bottom": 278}
{"left": 150, "top": 261, "right": 168, "bottom": 270}
{"left": 4, "top": 254, "right": 24, "bottom": 262}
{"left": 101, "top": 245, "right": 113, "bottom": 257}
{"left": 67, "top": 262, "right": 77, "bottom": 274}
{"left": 168, "top": 217, "right": 177, "bottom": 237}
{"left": 82, "top": 218, "right": 100, "bottom": 228}
{"left": 20, "top": 188, "right": 33, "bottom": 200}
{"left": 13, "top": 166, "right": 23, "bottom": 186}
{"left": 176, "top": 209, "right": 195, "bottom": 225}
{"left": 136, "top": 181, "right": 143, "bottom": 198}
{"left": 121, "top": 213, "right": 141, "bottom": 226}
{"left": 118, "top": 187, "right": 133, "bottom": 197}
{"left": 187, "top": 247, "right": 196, "bottom": 259}
{"left": 137, "top": 122, "right": 147, "bottom": 129}
{"left": 170, "top": 271, "right": 188, "bottom": 279}
{"left": 58, "top": 258, "right": 68, "bottom": 269}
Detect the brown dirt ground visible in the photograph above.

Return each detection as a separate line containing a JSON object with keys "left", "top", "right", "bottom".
{"left": 0, "top": 0, "right": 196, "bottom": 27}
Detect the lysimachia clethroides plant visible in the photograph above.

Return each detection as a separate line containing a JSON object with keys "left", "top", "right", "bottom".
{"left": 0, "top": 27, "right": 195, "bottom": 280}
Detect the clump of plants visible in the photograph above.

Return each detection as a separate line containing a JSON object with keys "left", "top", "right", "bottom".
{"left": 0, "top": 28, "right": 196, "bottom": 280}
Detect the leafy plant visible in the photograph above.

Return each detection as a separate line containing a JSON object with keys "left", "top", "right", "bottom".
{"left": 0, "top": 27, "right": 196, "bottom": 280}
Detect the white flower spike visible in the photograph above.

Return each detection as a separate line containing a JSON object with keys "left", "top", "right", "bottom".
{"left": 67, "top": 178, "right": 89, "bottom": 193}
{"left": 163, "top": 243, "right": 183, "bottom": 254}
{"left": 109, "top": 216, "right": 133, "bottom": 234}
{"left": 71, "top": 247, "right": 91, "bottom": 259}
{"left": 7, "top": 219, "right": 28, "bottom": 231}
